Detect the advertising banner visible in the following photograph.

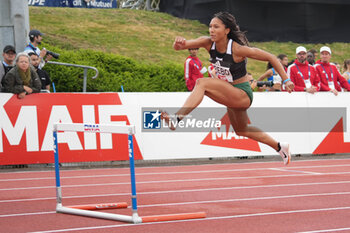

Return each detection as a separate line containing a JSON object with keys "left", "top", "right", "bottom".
{"left": 28, "top": 0, "right": 117, "bottom": 8}
{"left": 1, "top": 92, "right": 349, "bottom": 165}
{"left": 0, "top": 93, "right": 141, "bottom": 165}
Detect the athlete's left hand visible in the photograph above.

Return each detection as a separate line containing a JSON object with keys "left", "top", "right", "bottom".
{"left": 209, "top": 67, "right": 218, "bottom": 79}
{"left": 284, "top": 80, "right": 294, "bottom": 93}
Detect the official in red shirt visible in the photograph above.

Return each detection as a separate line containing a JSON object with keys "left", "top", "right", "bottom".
{"left": 287, "top": 46, "right": 319, "bottom": 94}
{"left": 314, "top": 46, "right": 350, "bottom": 96}
{"left": 184, "top": 48, "right": 206, "bottom": 91}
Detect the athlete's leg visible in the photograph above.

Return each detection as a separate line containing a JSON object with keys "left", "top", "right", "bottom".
{"left": 161, "top": 78, "right": 250, "bottom": 130}
{"left": 226, "top": 107, "right": 279, "bottom": 150}
{"left": 227, "top": 107, "right": 291, "bottom": 165}
{"left": 178, "top": 78, "right": 250, "bottom": 117}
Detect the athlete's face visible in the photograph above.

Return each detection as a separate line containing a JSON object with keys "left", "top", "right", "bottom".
{"left": 209, "top": 17, "right": 230, "bottom": 42}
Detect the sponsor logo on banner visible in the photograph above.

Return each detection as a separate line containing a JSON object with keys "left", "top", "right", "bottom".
{"left": 313, "top": 117, "right": 350, "bottom": 154}
{"left": 201, "top": 113, "right": 261, "bottom": 152}
{"left": 28, "top": 0, "right": 117, "bottom": 8}
{"left": 0, "top": 93, "right": 142, "bottom": 165}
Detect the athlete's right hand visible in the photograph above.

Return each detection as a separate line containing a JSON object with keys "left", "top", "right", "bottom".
{"left": 284, "top": 80, "right": 294, "bottom": 93}
{"left": 173, "top": 36, "right": 186, "bottom": 50}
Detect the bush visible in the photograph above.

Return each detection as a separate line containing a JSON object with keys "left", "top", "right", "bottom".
{"left": 42, "top": 44, "right": 187, "bottom": 92}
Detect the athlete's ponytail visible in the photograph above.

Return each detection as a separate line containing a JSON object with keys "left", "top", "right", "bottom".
{"left": 213, "top": 12, "right": 249, "bottom": 47}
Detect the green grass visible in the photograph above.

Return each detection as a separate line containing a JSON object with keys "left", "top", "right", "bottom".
{"left": 29, "top": 7, "right": 350, "bottom": 79}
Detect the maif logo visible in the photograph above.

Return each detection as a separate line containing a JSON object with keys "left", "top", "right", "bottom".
{"left": 201, "top": 113, "right": 261, "bottom": 152}
{"left": 143, "top": 110, "right": 161, "bottom": 129}
{"left": 0, "top": 93, "right": 143, "bottom": 165}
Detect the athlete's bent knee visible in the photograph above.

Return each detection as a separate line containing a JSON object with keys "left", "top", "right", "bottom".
{"left": 195, "top": 77, "right": 209, "bottom": 87}
{"left": 235, "top": 129, "right": 249, "bottom": 137}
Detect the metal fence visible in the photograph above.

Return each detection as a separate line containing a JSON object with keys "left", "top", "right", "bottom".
{"left": 47, "top": 61, "right": 99, "bottom": 92}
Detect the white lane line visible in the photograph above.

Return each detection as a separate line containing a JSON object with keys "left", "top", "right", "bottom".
{"left": 27, "top": 206, "right": 350, "bottom": 233}
{"left": 2, "top": 190, "right": 350, "bottom": 218}
{"left": 0, "top": 211, "right": 55, "bottom": 218}
{"left": 1, "top": 164, "right": 350, "bottom": 182}
{"left": 2, "top": 180, "right": 350, "bottom": 204}
{"left": 2, "top": 171, "right": 350, "bottom": 192}
{"left": 298, "top": 227, "right": 350, "bottom": 233}
{"left": 2, "top": 158, "right": 350, "bottom": 178}
{"left": 269, "top": 168, "right": 323, "bottom": 175}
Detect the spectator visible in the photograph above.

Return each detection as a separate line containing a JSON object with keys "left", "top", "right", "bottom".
{"left": 288, "top": 48, "right": 317, "bottom": 67}
{"left": 24, "top": 29, "right": 52, "bottom": 69}
{"left": 0, "top": 45, "right": 17, "bottom": 91}
{"left": 258, "top": 54, "right": 288, "bottom": 91}
{"left": 306, "top": 52, "right": 315, "bottom": 65}
{"left": 343, "top": 59, "right": 350, "bottom": 84}
{"left": 184, "top": 48, "right": 206, "bottom": 91}
{"left": 314, "top": 46, "right": 350, "bottom": 95}
{"left": 247, "top": 72, "right": 257, "bottom": 91}
{"left": 333, "top": 62, "right": 341, "bottom": 72}
{"left": 28, "top": 52, "right": 51, "bottom": 92}
{"left": 2, "top": 52, "right": 41, "bottom": 99}
{"left": 308, "top": 49, "right": 318, "bottom": 63}
{"left": 287, "top": 46, "right": 319, "bottom": 94}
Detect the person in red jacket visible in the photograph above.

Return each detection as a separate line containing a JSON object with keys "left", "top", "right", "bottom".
{"left": 184, "top": 48, "right": 206, "bottom": 91}
{"left": 314, "top": 46, "right": 350, "bottom": 96}
{"left": 287, "top": 46, "right": 319, "bottom": 94}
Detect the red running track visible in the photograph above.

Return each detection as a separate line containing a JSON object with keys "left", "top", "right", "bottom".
{"left": 1, "top": 158, "right": 350, "bottom": 233}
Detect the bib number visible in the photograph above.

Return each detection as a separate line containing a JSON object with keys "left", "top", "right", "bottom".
{"left": 212, "top": 64, "right": 233, "bottom": 82}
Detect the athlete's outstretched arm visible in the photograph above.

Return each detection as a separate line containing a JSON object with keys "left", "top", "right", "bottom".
{"left": 173, "top": 36, "right": 212, "bottom": 52}
{"left": 234, "top": 44, "right": 294, "bottom": 92}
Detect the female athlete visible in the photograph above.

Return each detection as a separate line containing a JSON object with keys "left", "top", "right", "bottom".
{"left": 162, "top": 12, "right": 294, "bottom": 165}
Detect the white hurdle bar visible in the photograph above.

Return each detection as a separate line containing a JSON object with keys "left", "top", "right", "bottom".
{"left": 53, "top": 122, "right": 206, "bottom": 224}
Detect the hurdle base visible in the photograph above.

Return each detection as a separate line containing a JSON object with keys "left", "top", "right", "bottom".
{"left": 57, "top": 204, "right": 206, "bottom": 224}
{"left": 141, "top": 212, "right": 206, "bottom": 223}
{"left": 56, "top": 205, "right": 142, "bottom": 223}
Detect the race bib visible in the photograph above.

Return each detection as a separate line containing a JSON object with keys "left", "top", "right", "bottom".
{"left": 212, "top": 63, "right": 233, "bottom": 82}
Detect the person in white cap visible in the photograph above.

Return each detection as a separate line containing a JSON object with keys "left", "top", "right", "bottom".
{"left": 314, "top": 46, "right": 350, "bottom": 95}
{"left": 287, "top": 46, "right": 319, "bottom": 93}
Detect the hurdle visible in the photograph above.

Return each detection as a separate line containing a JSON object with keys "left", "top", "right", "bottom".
{"left": 53, "top": 122, "right": 206, "bottom": 223}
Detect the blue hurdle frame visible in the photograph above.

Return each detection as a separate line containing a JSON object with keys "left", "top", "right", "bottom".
{"left": 52, "top": 122, "right": 206, "bottom": 223}
{"left": 53, "top": 123, "right": 142, "bottom": 223}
